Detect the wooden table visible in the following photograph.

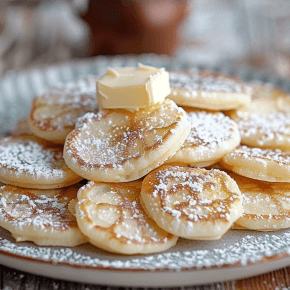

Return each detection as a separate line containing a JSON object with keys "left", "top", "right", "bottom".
{"left": 1, "top": 263, "right": 290, "bottom": 290}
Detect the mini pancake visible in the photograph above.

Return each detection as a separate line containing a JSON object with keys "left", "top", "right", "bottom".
{"left": 0, "top": 137, "right": 82, "bottom": 189}
{"left": 64, "top": 100, "right": 190, "bottom": 182}
{"left": 229, "top": 83, "right": 290, "bottom": 150}
{"left": 140, "top": 165, "right": 243, "bottom": 240}
{"left": 29, "top": 76, "right": 99, "bottom": 144}
{"left": 166, "top": 109, "right": 240, "bottom": 167}
{"left": 221, "top": 145, "right": 290, "bottom": 182}
{"left": 0, "top": 183, "right": 87, "bottom": 246}
{"left": 75, "top": 182, "right": 178, "bottom": 255}
{"left": 167, "top": 70, "right": 251, "bottom": 110}
{"left": 229, "top": 172, "right": 290, "bottom": 231}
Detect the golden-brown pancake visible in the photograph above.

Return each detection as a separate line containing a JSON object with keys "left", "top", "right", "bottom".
{"left": 166, "top": 109, "right": 240, "bottom": 167}
{"left": 140, "top": 165, "right": 243, "bottom": 240}
{"left": 0, "top": 183, "right": 87, "bottom": 246}
{"left": 75, "top": 182, "right": 178, "bottom": 254}
{"left": 29, "top": 76, "right": 99, "bottom": 144}
{"left": 64, "top": 100, "right": 190, "bottom": 182}
{"left": 0, "top": 137, "right": 82, "bottom": 188}
{"left": 167, "top": 70, "right": 252, "bottom": 110}
{"left": 221, "top": 145, "right": 290, "bottom": 182}
{"left": 229, "top": 172, "right": 290, "bottom": 231}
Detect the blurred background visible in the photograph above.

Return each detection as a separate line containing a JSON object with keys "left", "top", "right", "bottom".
{"left": 0, "top": 0, "right": 290, "bottom": 78}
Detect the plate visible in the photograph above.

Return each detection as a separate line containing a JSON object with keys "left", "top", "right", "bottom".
{"left": 1, "top": 55, "right": 290, "bottom": 287}
{"left": 3, "top": 226, "right": 290, "bottom": 287}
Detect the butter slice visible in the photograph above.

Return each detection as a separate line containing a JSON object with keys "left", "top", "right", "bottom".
{"left": 97, "top": 63, "right": 171, "bottom": 110}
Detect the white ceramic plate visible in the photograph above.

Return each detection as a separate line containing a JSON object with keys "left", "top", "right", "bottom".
{"left": 1, "top": 56, "right": 290, "bottom": 287}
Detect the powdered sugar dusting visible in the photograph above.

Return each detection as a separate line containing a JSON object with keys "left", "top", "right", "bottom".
{"left": 42, "top": 76, "right": 98, "bottom": 107}
{"left": 185, "top": 111, "right": 238, "bottom": 152}
{"left": 2, "top": 227, "right": 290, "bottom": 270}
{"left": 152, "top": 169, "right": 204, "bottom": 198}
{"left": 150, "top": 167, "right": 240, "bottom": 222}
{"left": 232, "top": 146, "right": 290, "bottom": 165}
{"left": 34, "top": 76, "right": 99, "bottom": 131}
{"left": 75, "top": 111, "right": 105, "bottom": 129}
{"left": 236, "top": 112, "right": 290, "bottom": 146}
{"left": 0, "top": 137, "right": 65, "bottom": 179}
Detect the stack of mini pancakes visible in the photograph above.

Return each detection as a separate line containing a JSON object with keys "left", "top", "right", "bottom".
{"left": 0, "top": 67, "right": 290, "bottom": 255}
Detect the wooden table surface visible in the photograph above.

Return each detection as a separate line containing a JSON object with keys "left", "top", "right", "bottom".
{"left": 1, "top": 263, "right": 290, "bottom": 290}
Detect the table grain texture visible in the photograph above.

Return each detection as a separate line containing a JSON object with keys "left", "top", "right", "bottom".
{"left": 1, "top": 264, "right": 290, "bottom": 290}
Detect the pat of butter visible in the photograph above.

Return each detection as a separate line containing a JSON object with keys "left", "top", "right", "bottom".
{"left": 97, "top": 63, "right": 171, "bottom": 110}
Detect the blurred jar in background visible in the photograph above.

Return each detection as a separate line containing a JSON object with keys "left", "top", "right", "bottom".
{"left": 82, "top": 0, "right": 190, "bottom": 56}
